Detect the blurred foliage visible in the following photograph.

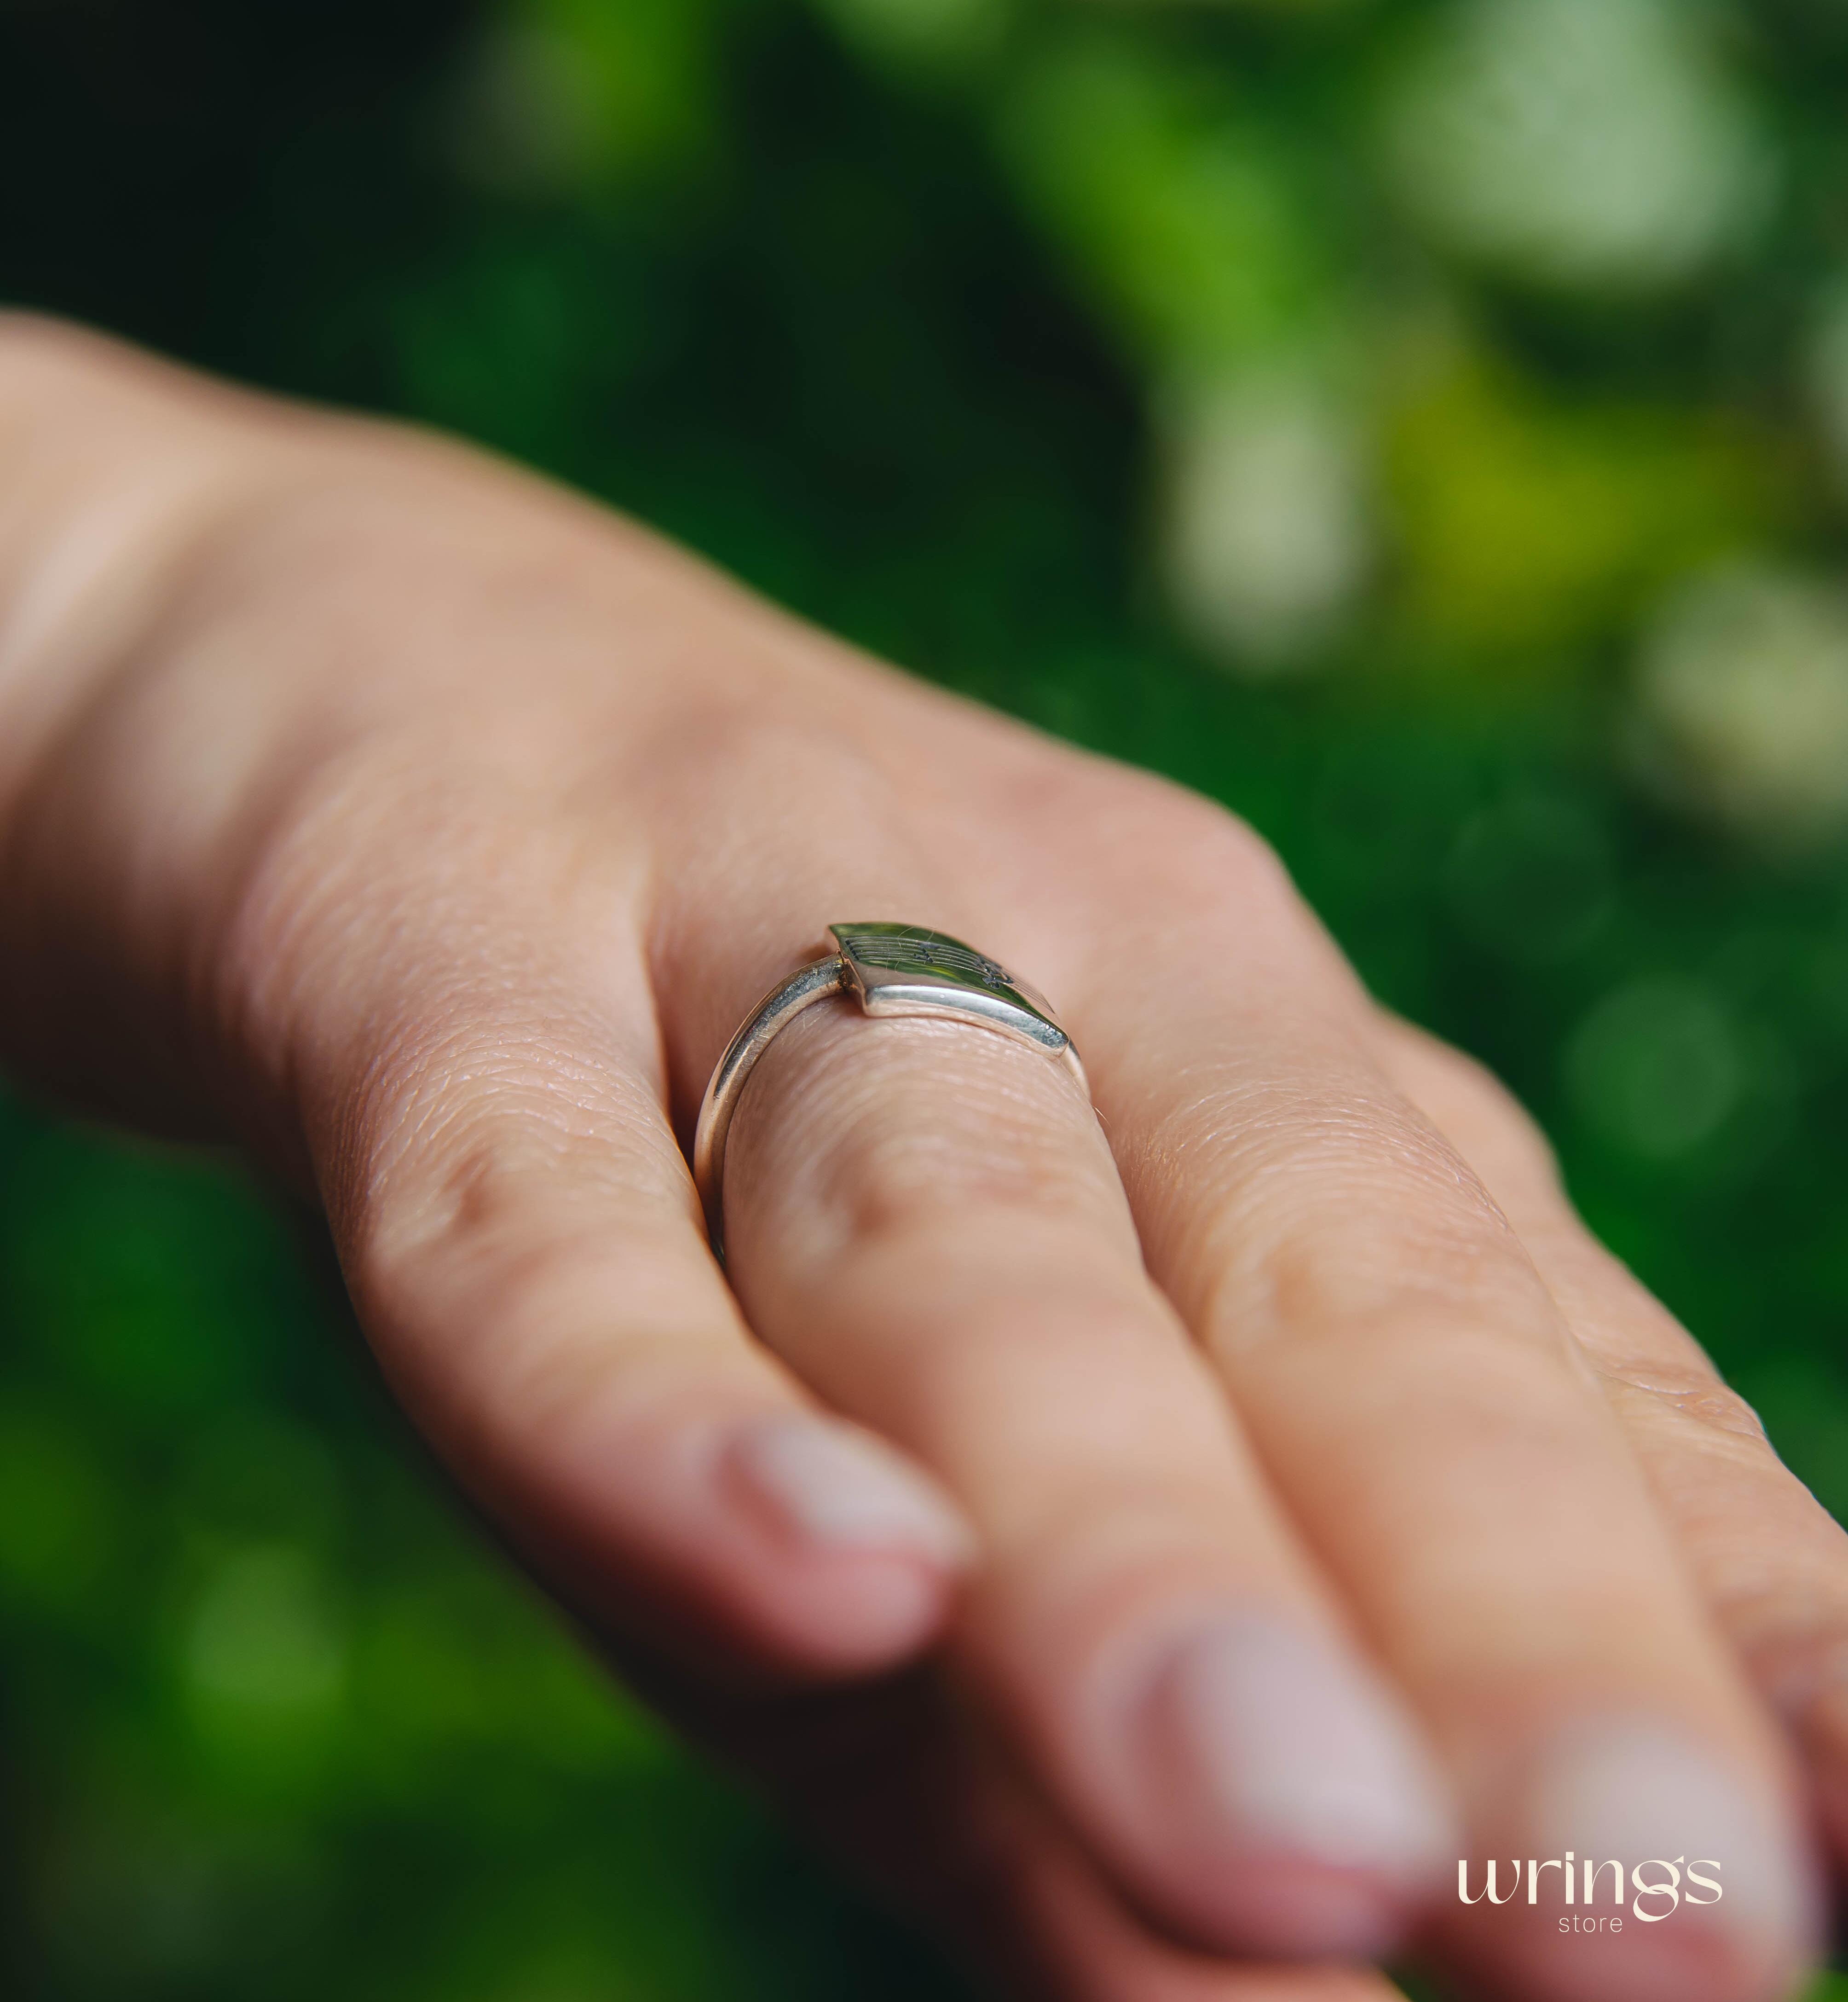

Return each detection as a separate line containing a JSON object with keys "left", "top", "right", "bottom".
{"left": 4, "top": 0, "right": 1848, "bottom": 1995}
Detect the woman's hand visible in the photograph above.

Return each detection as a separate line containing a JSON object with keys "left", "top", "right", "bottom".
{"left": 2, "top": 318, "right": 1843, "bottom": 2002}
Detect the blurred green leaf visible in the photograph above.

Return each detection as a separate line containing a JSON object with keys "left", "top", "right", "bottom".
{"left": 454, "top": 0, "right": 725, "bottom": 192}
{"left": 1000, "top": 36, "right": 1336, "bottom": 370}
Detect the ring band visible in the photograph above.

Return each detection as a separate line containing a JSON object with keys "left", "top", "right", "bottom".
{"left": 693, "top": 921, "right": 1088, "bottom": 1259}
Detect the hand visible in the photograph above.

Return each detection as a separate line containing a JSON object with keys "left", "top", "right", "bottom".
{"left": 2, "top": 318, "right": 1842, "bottom": 2002}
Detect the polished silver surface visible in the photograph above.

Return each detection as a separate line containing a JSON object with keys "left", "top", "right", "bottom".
{"left": 693, "top": 922, "right": 1088, "bottom": 1259}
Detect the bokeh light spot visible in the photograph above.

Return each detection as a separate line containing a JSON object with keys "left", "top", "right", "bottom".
{"left": 1379, "top": 0, "right": 1776, "bottom": 295}
{"left": 182, "top": 1545, "right": 348, "bottom": 1750}
{"left": 1159, "top": 369, "right": 1370, "bottom": 669}
{"left": 1446, "top": 791, "right": 1613, "bottom": 966}
{"left": 1632, "top": 562, "right": 1848, "bottom": 847}
{"left": 1566, "top": 975, "right": 1744, "bottom": 1161}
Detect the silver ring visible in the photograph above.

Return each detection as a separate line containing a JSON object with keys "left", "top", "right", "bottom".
{"left": 693, "top": 921, "right": 1089, "bottom": 1259}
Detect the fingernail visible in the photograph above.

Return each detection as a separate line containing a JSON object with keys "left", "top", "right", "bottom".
{"left": 728, "top": 1414, "right": 977, "bottom": 1569}
{"left": 1141, "top": 1613, "right": 1452, "bottom": 1942}
{"left": 1521, "top": 1719, "right": 1820, "bottom": 1983}
{"left": 1765, "top": 1641, "right": 1848, "bottom": 1900}
{"left": 1797, "top": 1680, "right": 1848, "bottom": 1888}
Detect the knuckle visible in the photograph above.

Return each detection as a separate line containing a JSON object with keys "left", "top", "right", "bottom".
{"left": 0, "top": 312, "right": 188, "bottom": 411}
{"left": 211, "top": 730, "right": 657, "bottom": 1151}
{"left": 1746, "top": 1608, "right": 1848, "bottom": 1722}
{"left": 648, "top": 706, "right": 884, "bottom": 828}
{"left": 1047, "top": 765, "right": 1300, "bottom": 921}
{"left": 1142, "top": 787, "right": 1297, "bottom": 914}
{"left": 1185, "top": 1089, "right": 1557, "bottom": 1355}
{"left": 731, "top": 1015, "right": 1123, "bottom": 1271}
{"left": 343, "top": 1012, "right": 671, "bottom": 1275}
{"left": 1595, "top": 1349, "right": 1770, "bottom": 1450}
{"left": 341, "top": 1039, "right": 711, "bottom": 1443}
{"left": 1382, "top": 1017, "right": 1565, "bottom": 1190}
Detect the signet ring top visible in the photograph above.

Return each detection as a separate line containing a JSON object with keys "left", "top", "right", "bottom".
{"left": 693, "top": 923, "right": 1090, "bottom": 1260}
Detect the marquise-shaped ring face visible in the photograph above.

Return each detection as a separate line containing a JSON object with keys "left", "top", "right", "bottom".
{"left": 828, "top": 922, "right": 1071, "bottom": 1054}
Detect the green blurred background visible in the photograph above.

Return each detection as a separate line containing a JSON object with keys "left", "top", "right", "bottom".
{"left": 6, "top": 0, "right": 1848, "bottom": 1994}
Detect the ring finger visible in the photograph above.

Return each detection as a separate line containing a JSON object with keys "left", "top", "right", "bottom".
{"left": 653, "top": 752, "right": 1455, "bottom": 1963}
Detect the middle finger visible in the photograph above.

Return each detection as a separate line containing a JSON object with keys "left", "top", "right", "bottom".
{"left": 1073, "top": 793, "right": 1819, "bottom": 2002}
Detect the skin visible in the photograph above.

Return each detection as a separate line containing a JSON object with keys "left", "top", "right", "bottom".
{"left": 3, "top": 315, "right": 1848, "bottom": 2002}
